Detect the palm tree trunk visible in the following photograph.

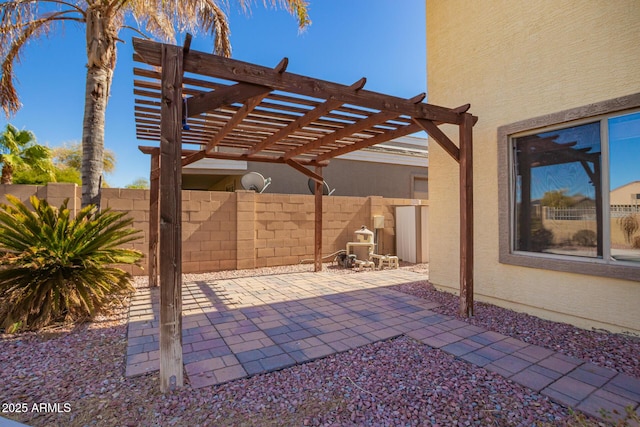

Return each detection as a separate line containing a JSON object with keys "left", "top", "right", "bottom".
{"left": 81, "top": 66, "right": 109, "bottom": 208}
{"left": 81, "top": 7, "right": 116, "bottom": 209}
{"left": 1, "top": 163, "right": 13, "bottom": 184}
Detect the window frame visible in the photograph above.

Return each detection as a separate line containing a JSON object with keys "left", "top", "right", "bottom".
{"left": 498, "top": 92, "right": 640, "bottom": 282}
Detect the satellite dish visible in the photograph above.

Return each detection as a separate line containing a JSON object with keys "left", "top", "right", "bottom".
{"left": 307, "top": 178, "right": 335, "bottom": 196}
{"left": 241, "top": 172, "right": 272, "bottom": 193}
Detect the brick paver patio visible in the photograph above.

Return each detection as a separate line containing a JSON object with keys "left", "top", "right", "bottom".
{"left": 125, "top": 269, "right": 640, "bottom": 422}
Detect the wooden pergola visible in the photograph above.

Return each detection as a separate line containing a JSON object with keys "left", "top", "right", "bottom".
{"left": 132, "top": 37, "right": 477, "bottom": 392}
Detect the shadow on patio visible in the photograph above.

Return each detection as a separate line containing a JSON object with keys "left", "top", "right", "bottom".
{"left": 125, "top": 269, "right": 437, "bottom": 388}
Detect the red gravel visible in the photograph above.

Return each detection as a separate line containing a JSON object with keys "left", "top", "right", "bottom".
{"left": 2, "top": 264, "right": 632, "bottom": 426}
{"left": 392, "top": 280, "right": 640, "bottom": 380}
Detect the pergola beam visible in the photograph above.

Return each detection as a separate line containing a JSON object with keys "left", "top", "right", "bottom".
{"left": 197, "top": 57, "right": 289, "bottom": 156}
{"left": 133, "top": 38, "right": 462, "bottom": 125}
{"left": 140, "top": 145, "right": 329, "bottom": 168}
{"left": 206, "top": 93, "right": 267, "bottom": 150}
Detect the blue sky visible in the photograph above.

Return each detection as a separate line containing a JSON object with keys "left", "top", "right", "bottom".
{"left": 609, "top": 112, "right": 640, "bottom": 190}
{"left": 0, "top": 1, "right": 427, "bottom": 188}
{"left": 524, "top": 113, "right": 640, "bottom": 201}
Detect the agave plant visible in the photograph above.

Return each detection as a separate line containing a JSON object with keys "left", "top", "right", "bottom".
{"left": 0, "top": 195, "right": 142, "bottom": 332}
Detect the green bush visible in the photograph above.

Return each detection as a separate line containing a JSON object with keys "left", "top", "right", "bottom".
{"left": 573, "top": 229, "right": 597, "bottom": 247}
{"left": 0, "top": 195, "right": 142, "bottom": 332}
{"left": 530, "top": 227, "right": 554, "bottom": 252}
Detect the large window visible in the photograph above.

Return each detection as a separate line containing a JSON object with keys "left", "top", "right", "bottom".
{"left": 513, "top": 121, "right": 603, "bottom": 258}
{"left": 498, "top": 94, "right": 640, "bottom": 281}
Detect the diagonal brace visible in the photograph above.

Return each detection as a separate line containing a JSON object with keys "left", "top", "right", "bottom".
{"left": 285, "top": 159, "right": 324, "bottom": 183}
{"left": 413, "top": 117, "right": 460, "bottom": 162}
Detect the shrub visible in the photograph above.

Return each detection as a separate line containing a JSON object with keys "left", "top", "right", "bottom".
{"left": 0, "top": 195, "right": 142, "bottom": 332}
{"left": 618, "top": 214, "right": 639, "bottom": 244}
{"left": 573, "top": 229, "right": 597, "bottom": 247}
{"left": 530, "top": 227, "right": 554, "bottom": 252}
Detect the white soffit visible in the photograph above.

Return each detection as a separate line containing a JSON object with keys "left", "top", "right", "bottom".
{"left": 183, "top": 158, "right": 248, "bottom": 174}
{"left": 337, "top": 136, "right": 428, "bottom": 167}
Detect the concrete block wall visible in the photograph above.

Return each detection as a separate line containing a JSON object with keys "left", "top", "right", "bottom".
{"left": 0, "top": 183, "right": 81, "bottom": 213}
{"left": 0, "top": 184, "right": 426, "bottom": 275}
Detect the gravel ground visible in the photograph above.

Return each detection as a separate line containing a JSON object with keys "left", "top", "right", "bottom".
{"left": 1, "top": 263, "right": 637, "bottom": 427}
{"left": 390, "top": 280, "right": 640, "bottom": 380}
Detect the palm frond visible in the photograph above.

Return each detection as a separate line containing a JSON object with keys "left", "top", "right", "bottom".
{"left": 0, "top": 195, "right": 142, "bottom": 332}
{"left": 272, "top": 0, "right": 311, "bottom": 29}
{"left": 1, "top": 2, "right": 82, "bottom": 116}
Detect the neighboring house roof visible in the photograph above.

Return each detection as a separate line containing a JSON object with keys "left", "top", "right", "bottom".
{"left": 337, "top": 135, "right": 428, "bottom": 167}
{"left": 183, "top": 135, "right": 428, "bottom": 175}
{"left": 610, "top": 181, "right": 640, "bottom": 205}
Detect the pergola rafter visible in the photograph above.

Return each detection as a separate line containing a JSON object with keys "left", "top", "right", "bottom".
{"left": 132, "top": 37, "right": 477, "bottom": 392}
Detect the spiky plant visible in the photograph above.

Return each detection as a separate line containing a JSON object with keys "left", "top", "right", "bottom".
{"left": 618, "top": 214, "right": 639, "bottom": 244}
{"left": 0, "top": 195, "right": 142, "bottom": 332}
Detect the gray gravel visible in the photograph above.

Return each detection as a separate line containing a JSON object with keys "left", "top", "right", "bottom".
{"left": 2, "top": 263, "right": 635, "bottom": 426}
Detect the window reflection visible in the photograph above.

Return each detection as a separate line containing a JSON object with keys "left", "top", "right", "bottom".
{"left": 514, "top": 122, "right": 602, "bottom": 257}
{"left": 609, "top": 112, "right": 640, "bottom": 263}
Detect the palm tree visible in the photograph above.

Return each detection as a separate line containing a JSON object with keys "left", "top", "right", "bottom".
{"left": 0, "top": 123, "right": 54, "bottom": 184}
{"left": 0, "top": 0, "right": 310, "bottom": 208}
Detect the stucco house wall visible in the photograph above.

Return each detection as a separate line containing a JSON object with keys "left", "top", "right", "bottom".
{"left": 426, "top": 0, "right": 640, "bottom": 334}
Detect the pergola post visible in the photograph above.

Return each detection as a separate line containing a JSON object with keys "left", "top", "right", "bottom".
{"left": 459, "top": 113, "right": 474, "bottom": 317}
{"left": 159, "top": 43, "right": 184, "bottom": 392}
{"left": 413, "top": 110, "right": 476, "bottom": 317}
{"left": 148, "top": 150, "right": 160, "bottom": 287}
{"left": 314, "top": 166, "right": 323, "bottom": 272}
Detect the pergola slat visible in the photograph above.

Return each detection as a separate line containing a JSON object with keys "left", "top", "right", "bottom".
{"left": 315, "top": 122, "right": 422, "bottom": 162}
{"left": 284, "top": 111, "right": 400, "bottom": 159}
{"left": 182, "top": 93, "right": 269, "bottom": 167}
{"left": 248, "top": 99, "right": 344, "bottom": 155}
{"left": 247, "top": 78, "right": 366, "bottom": 155}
